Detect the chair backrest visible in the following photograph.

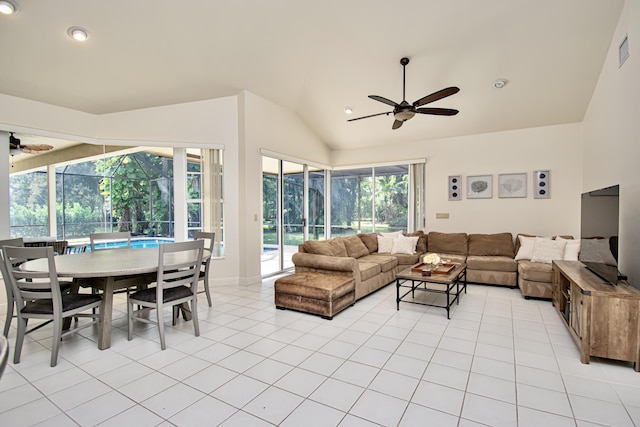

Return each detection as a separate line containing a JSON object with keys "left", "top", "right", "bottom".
{"left": 0, "top": 238, "right": 25, "bottom": 304}
{"left": 157, "top": 240, "right": 204, "bottom": 292}
{"left": 90, "top": 231, "right": 131, "bottom": 251}
{"left": 193, "top": 231, "right": 215, "bottom": 262}
{"left": 66, "top": 244, "right": 88, "bottom": 254}
{"left": 52, "top": 240, "right": 68, "bottom": 255}
{"left": 2, "top": 246, "right": 63, "bottom": 314}
{"left": 193, "top": 232, "right": 215, "bottom": 252}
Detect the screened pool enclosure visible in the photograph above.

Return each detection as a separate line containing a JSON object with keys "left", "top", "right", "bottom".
{"left": 9, "top": 147, "right": 222, "bottom": 252}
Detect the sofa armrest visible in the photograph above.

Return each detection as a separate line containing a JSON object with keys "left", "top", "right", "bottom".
{"left": 292, "top": 252, "right": 358, "bottom": 275}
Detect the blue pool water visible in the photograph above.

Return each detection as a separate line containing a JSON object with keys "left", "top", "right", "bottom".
{"left": 89, "top": 238, "right": 174, "bottom": 251}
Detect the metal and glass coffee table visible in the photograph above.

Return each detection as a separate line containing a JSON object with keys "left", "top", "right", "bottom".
{"left": 396, "top": 263, "right": 467, "bottom": 319}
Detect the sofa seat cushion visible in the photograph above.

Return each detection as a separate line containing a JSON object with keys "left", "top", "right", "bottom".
{"left": 466, "top": 255, "right": 517, "bottom": 272}
{"left": 359, "top": 254, "right": 398, "bottom": 273}
{"left": 356, "top": 261, "right": 382, "bottom": 281}
{"left": 518, "top": 260, "right": 552, "bottom": 282}
{"left": 390, "top": 252, "right": 421, "bottom": 267}
{"left": 434, "top": 253, "right": 467, "bottom": 264}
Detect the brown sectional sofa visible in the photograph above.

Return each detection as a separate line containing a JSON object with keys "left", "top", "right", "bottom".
{"left": 291, "top": 231, "right": 572, "bottom": 303}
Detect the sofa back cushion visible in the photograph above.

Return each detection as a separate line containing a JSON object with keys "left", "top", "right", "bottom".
{"left": 357, "top": 233, "right": 378, "bottom": 253}
{"left": 427, "top": 232, "right": 468, "bottom": 255}
{"left": 468, "top": 233, "right": 515, "bottom": 257}
{"left": 405, "top": 231, "right": 428, "bottom": 253}
{"left": 343, "top": 235, "right": 370, "bottom": 258}
{"left": 303, "top": 239, "right": 348, "bottom": 257}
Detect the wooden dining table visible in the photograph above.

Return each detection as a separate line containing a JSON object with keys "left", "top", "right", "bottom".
{"left": 19, "top": 247, "right": 202, "bottom": 350}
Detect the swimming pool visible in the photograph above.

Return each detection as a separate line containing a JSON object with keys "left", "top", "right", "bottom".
{"left": 89, "top": 238, "right": 174, "bottom": 251}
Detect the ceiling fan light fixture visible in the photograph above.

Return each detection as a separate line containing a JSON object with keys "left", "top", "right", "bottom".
{"left": 67, "top": 26, "right": 89, "bottom": 41}
{"left": 344, "top": 107, "right": 353, "bottom": 115}
{"left": 394, "top": 110, "right": 415, "bottom": 122}
{"left": 0, "top": 0, "right": 18, "bottom": 15}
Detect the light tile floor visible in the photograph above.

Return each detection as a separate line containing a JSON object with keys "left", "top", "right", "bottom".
{"left": 1, "top": 277, "right": 640, "bottom": 426}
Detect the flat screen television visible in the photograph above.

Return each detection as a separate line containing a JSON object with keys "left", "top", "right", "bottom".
{"left": 580, "top": 185, "right": 623, "bottom": 286}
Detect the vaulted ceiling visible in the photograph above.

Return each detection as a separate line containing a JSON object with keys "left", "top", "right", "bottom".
{"left": 0, "top": 0, "right": 625, "bottom": 151}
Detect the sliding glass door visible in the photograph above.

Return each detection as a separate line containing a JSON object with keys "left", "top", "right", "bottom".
{"left": 262, "top": 156, "right": 325, "bottom": 276}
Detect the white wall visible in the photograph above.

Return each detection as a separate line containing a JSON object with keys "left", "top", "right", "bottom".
{"left": 582, "top": 0, "right": 640, "bottom": 284}
{"left": 332, "top": 123, "right": 583, "bottom": 239}
{"left": 240, "top": 91, "right": 331, "bottom": 284}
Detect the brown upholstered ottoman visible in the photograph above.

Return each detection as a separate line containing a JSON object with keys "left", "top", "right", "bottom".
{"left": 275, "top": 272, "right": 355, "bottom": 319}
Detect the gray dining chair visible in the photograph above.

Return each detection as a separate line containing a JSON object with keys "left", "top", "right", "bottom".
{"left": 193, "top": 231, "right": 215, "bottom": 307}
{"left": 2, "top": 245, "right": 102, "bottom": 367}
{"left": 65, "top": 243, "right": 88, "bottom": 254}
{"left": 127, "top": 240, "right": 204, "bottom": 350}
{"left": 0, "top": 335, "right": 8, "bottom": 380}
{"left": 90, "top": 231, "right": 131, "bottom": 251}
{"left": 0, "top": 237, "right": 25, "bottom": 337}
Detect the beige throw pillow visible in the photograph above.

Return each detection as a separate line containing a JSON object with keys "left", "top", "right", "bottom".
{"left": 391, "top": 235, "right": 419, "bottom": 254}
{"left": 555, "top": 236, "right": 580, "bottom": 261}
{"left": 531, "top": 237, "right": 567, "bottom": 264}
{"left": 377, "top": 236, "right": 394, "bottom": 253}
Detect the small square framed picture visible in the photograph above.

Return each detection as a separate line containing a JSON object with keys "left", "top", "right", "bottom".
{"left": 467, "top": 175, "right": 492, "bottom": 199}
{"left": 498, "top": 173, "right": 527, "bottom": 198}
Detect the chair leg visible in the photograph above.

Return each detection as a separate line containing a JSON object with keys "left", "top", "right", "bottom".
{"left": 3, "top": 301, "right": 13, "bottom": 337}
{"left": 13, "top": 318, "right": 27, "bottom": 364}
{"left": 204, "top": 274, "right": 212, "bottom": 307}
{"left": 172, "top": 306, "right": 179, "bottom": 326}
{"left": 51, "top": 316, "right": 62, "bottom": 367}
{"left": 157, "top": 307, "right": 166, "bottom": 350}
{"left": 127, "top": 297, "right": 134, "bottom": 341}
{"left": 191, "top": 300, "right": 200, "bottom": 338}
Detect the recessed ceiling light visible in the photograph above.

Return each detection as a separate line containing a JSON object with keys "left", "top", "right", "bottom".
{"left": 345, "top": 107, "right": 353, "bottom": 114}
{"left": 0, "top": 0, "right": 19, "bottom": 15}
{"left": 67, "top": 26, "right": 89, "bottom": 41}
{"left": 493, "top": 79, "right": 508, "bottom": 89}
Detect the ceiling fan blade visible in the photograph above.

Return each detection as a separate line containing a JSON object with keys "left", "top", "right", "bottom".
{"left": 413, "top": 86, "right": 460, "bottom": 107}
{"left": 347, "top": 111, "right": 391, "bottom": 122}
{"left": 21, "top": 144, "right": 53, "bottom": 154}
{"left": 368, "top": 95, "right": 399, "bottom": 108}
{"left": 392, "top": 120, "right": 404, "bottom": 130}
{"left": 416, "top": 107, "right": 459, "bottom": 116}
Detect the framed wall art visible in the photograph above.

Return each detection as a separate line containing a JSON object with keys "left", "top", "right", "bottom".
{"left": 467, "top": 175, "right": 492, "bottom": 199}
{"left": 498, "top": 173, "right": 527, "bottom": 198}
{"left": 448, "top": 175, "right": 462, "bottom": 201}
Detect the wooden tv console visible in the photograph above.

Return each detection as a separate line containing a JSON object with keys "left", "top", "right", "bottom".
{"left": 552, "top": 260, "right": 640, "bottom": 371}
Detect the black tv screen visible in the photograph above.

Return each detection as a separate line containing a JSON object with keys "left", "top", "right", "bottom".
{"left": 580, "top": 185, "right": 621, "bottom": 285}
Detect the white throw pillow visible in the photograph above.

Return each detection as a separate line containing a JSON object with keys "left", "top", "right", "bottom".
{"left": 555, "top": 236, "right": 580, "bottom": 261}
{"left": 391, "top": 235, "right": 419, "bottom": 254}
{"left": 531, "top": 237, "right": 567, "bottom": 264}
{"left": 515, "top": 235, "right": 551, "bottom": 261}
{"left": 379, "top": 231, "right": 403, "bottom": 238}
{"left": 377, "top": 236, "right": 395, "bottom": 253}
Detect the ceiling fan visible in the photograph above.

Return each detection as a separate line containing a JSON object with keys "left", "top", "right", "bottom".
{"left": 348, "top": 57, "right": 460, "bottom": 129}
{"left": 8, "top": 132, "right": 53, "bottom": 155}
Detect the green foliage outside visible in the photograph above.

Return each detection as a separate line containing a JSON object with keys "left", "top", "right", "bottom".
{"left": 10, "top": 152, "right": 182, "bottom": 240}
{"left": 262, "top": 167, "right": 408, "bottom": 246}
